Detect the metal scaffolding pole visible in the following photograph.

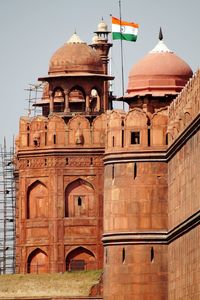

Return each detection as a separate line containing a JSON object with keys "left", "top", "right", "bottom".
{"left": 0, "top": 138, "right": 15, "bottom": 274}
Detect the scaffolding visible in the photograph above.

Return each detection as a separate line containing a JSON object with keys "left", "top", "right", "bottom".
{"left": 25, "top": 82, "right": 44, "bottom": 117}
{"left": 0, "top": 138, "right": 15, "bottom": 274}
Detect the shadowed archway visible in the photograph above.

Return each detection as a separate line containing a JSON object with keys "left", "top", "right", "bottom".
{"left": 66, "top": 246, "right": 96, "bottom": 271}
{"left": 27, "top": 248, "right": 48, "bottom": 274}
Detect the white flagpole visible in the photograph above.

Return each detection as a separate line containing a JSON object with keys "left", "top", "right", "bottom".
{"left": 119, "top": 0, "right": 125, "bottom": 110}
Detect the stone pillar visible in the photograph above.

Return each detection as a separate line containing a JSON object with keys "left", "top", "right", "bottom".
{"left": 64, "top": 90, "right": 70, "bottom": 113}
{"left": 97, "top": 95, "right": 100, "bottom": 111}
{"left": 103, "top": 81, "right": 108, "bottom": 111}
{"left": 49, "top": 91, "right": 53, "bottom": 114}
{"left": 86, "top": 95, "right": 90, "bottom": 113}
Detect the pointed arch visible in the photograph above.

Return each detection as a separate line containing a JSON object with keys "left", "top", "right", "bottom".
{"left": 27, "top": 248, "right": 48, "bottom": 274}
{"left": 65, "top": 178, "right": 95, "bottom": 218}
{"left": 53, "top": 87, "right": 65, "bottom": 112}
{"left": 69, "top": 85, "right": 86, "bottom": 112}
{"left": 68, "top": 115, "right": 90, "bottom": 130}
{"left": 52, "top": 86, "right": 64, "bottom": 96}
{"left": 27, "top": 180, "right": 48, "bottom": 219}
{"left": 66, "top": 246, "right": 96, "bottom": 271}
{"left": 125, "top": 108, "right": 148, "bottom": 127}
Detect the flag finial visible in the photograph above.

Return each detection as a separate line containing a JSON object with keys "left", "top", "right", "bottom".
{"left": 159, "top": 27, "right": 163, "bottom": 40}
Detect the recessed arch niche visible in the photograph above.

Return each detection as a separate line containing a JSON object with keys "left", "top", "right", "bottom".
{"left": 27, "top": 181, "right": 48, "bottom": 219}
{"left": 66, "top": 246, "right": 96, "bottom": 271}
{"left": 27, "top": 248, "right": 48, "bottom": 274}
{"left": 65, "top": 178, "right": 95, "bottom": 218}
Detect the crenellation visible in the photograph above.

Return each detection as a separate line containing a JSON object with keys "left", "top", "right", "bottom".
{"left": 168, "top": 69, "right": 200, "bottom": 144}
{"left": 14, "top": 20, "right": 200, "bottom": 300}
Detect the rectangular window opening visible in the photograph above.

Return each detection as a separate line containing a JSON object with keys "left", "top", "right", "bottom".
{"left": 166, "top": 133, "right": 169, "bottom": 145}
{"left": 78, "top": 196, "right": 82, "bottom": 206}
{"left": 131, "top": 131, "right": 140, "bottom": 144}
{"left": 53, "top": 134, "right": 56, "bottom": 144}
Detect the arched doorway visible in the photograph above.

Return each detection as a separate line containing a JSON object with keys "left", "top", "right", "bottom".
{"left": 66, "top": 247, "right": 96, "bottom": 271}
{"left": 27, "top": 181, "right": 48, "bottom": 219}
{"left": 27, "top": 248, "right": 48, "bottom": 274}
{"left": 65, "top": 179, "right": 95, "bottom": 218}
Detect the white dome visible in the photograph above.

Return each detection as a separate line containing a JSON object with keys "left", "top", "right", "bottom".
{"left": 92, "top": 34, "right": 99, "bottom": 44}
{"left": 97, "top": 19, "right": 108, "bottom": 32}
{"left": 67, "top": 33, "right": 85, "bottom": 44}
{"left": 150, "top": 40, "right": 172, "bottom": 53}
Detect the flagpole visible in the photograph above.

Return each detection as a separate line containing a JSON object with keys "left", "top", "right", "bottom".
{"left": 119, "top": 0, "right": 125, "bottom": 110}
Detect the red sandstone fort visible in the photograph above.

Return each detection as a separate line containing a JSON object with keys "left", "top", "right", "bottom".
{"left": 14, "top": 20, "right": 200, "bottom": 299}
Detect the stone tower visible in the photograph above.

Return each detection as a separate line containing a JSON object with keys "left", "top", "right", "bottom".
{"left": 15, "top": 21, "right": 112, "bottom": 274}
{"left": 14, "top": 21, "right": 200, "bottom": 300}
{"left": 103, "top": 36, "right": 193, "bottom": 299}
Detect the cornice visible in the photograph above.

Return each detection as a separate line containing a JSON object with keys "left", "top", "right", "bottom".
{"left": 17, "top": 148, "right": 105, "bottom": 158}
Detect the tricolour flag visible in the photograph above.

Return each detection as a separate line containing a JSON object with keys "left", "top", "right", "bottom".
{"left": 112, "top": 16, "right": 139, "bottom": 42}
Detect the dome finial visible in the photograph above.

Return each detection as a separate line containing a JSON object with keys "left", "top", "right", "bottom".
{"left": 159, "top": 27, "right": 163, "bottom": 41}
{"left": 67, "top": 32, "right": 85, "bottom": 44}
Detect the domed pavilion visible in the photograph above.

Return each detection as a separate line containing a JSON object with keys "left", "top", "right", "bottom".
{"left": 35, "top": 31, "right": 113, "bottom": 115}
{"left": 123, "top": 30, "right": 193, "bottom": 111}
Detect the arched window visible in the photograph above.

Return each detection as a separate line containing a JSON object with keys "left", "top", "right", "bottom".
{"left": 66, "top": 247, "right": 96, "bottom": 271}
{"left": 65, "top": 179, "right": 95, "bottom": 218}
{"left": 69, "top": 87, "right": 85, "bottom": 112}
{"left": 27, "top": 181, "right": 48, "bottom": 219}
{"left": 53, "top": 88, "right": 65, "bottom": 112}
{"left": 27, "top": 248, "right": 48, "bottom": 274}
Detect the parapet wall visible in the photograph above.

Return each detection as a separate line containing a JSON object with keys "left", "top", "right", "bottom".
{"left": 167, "top": 70, "right": 200, "bottom": 300}
{"left": 168, "top": 69, "right": 200, "bottom": 144}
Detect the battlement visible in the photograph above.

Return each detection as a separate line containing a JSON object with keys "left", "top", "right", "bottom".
{"left": 105, "top": 108, "right": 168, "bottom": 154}
{"left": 168, "top": 69, "right": 200, "bottom": 145}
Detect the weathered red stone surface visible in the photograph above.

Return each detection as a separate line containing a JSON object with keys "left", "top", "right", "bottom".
{"left": 15, "top": 28, "right": 111, "bottom": 274}
{"left": 15, "top": 23, "right": 200, "bottom": 300}
{"left": 2, "top": 298, "right": 102, "bottom": 300}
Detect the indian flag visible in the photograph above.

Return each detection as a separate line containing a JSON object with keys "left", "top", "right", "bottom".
{"left": 112, "top": 16, "right": 139, "bottom": 42}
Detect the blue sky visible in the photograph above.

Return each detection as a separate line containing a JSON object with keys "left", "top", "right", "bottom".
{"left": 0, "top": 0, "right": 200, "bottom": 146}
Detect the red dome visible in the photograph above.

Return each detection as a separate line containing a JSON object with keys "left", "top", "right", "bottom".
{"left": 49, "top": 33, "right": 104, "bottom": 75}
{"left": 126, "top": 40, "right": 193, "bottom": 97}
